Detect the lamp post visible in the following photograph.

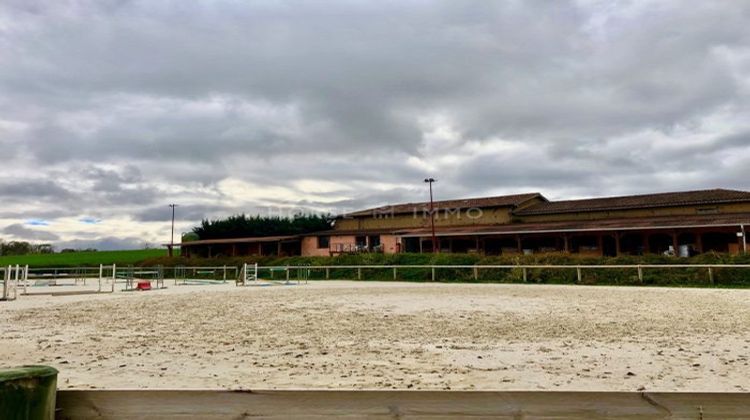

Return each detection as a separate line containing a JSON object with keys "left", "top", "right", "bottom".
{"left": 424, "top": 178, "right": 438, "bottom": 253}
{"left": 168, "top": 204, "right": 178, "bottom": 257}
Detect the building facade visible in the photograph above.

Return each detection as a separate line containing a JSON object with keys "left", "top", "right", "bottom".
{"left": 180, "top": 188, "right": 750, "bottom": 258}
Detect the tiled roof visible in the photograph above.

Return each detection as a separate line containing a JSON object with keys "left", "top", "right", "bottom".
{"left": 395, "top": 213, "right": 750, "bottom": 237}
{"left": 343, "top": 193, "right": 543, "bottom": 218}
{"left": 515, "top": 189, "right": 750, "bottom": 216}
{"left": 178, "top": 235, "right": 300, "bottom": 247}
{"left": 300, "top": 228, "right": 397, "bottom": 237}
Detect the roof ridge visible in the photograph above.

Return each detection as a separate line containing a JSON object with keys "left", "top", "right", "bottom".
{"left": 343, "top": 192, "right": 542, "bottom": 216}
{"left": 541, "top": 188, "right": 747, "bottom": 204}
{"left": 515, "top": 188, "right": 750, "bottom": 215}
{"left": 386, "top": 192, "right": 540, "bottom": 205}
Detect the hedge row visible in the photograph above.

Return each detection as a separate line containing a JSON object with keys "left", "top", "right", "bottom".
{"left": 140, "top": 252, "right": 750, "bottom": 287}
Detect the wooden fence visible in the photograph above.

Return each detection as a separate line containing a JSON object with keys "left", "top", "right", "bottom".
{"left": 55, "top": 390, "right": 750, "bottom": 419}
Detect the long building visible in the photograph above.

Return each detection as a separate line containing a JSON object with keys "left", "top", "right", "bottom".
{"left": 180, "top": 188, "right": 750, "bottom": 258}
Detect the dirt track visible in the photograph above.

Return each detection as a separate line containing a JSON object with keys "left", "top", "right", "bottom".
{"left": 1, "top": 281, "right": 749, "bottom": 391}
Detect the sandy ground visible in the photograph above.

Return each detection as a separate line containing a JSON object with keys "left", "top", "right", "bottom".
{"left": 1, "top": 280, "right": 749, "bottom": 391}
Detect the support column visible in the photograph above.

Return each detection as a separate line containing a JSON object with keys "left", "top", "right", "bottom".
{"left": 563, "top": 234, "right": 570, "bottom": 253}
{"left": 672, "top": 231, "right": 679, "bottom": 255}
{"left": 642, "top": 233, "right": 650, "bottom": 255}
{"left": 615, "top": 232, "right": 621, "bottom": 256}
{"left": 516, "top": 235, "right": 523, "bottom": 253}
{"left": 695, "top": 231, "right": 704, "bottom": 254}
{"left": 597, "top": 234, "right": 604, "bottom": 257}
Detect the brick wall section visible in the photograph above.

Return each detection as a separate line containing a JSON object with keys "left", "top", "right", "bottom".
{"left": 302, "top": 234, "right": 401, "bottom": 256}
{"left": 381, "top": 235, "right": 399, "bottom": 254}
{"left": 301, "top": 237, "right": 329, "bottom": 257}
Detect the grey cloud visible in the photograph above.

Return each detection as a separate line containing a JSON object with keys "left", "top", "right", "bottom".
{"left": 134, "top": 204, "right": 231, "bottom": 223}
{"left": 2, "top": 224, "right": 60, "bottom": 241}
{"left": 56, "top": 236, "right": 151, "bottom": 251}
{"left": 0, "top": 180, "right": 72, "bottom": 199}
{"left": 0, "top": 1, "right": 749, "bottom": 247}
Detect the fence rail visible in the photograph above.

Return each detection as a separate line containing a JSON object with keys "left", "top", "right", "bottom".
{"left": 257, "top": 263, "right": 750, "bottom": 284}
{"left": 4, "top": 263, "right": 750, "bottom": 297}
{"left": 55, "top": 389, "right": 750, "bottom": 419}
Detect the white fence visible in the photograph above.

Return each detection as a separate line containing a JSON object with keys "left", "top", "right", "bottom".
{"left": 257, "top": 264, "right": 750, "bottom": 284}
{"left": 174, "top": 265, "right": 239, "bottom": 285}
{"left": 236, "top": 263, "right": 258, "bottom": 286}
{"left": 21, "top": 264, "right": 117, "bottom": 295}
{"left": 4, "top": 263, "right": 750, "bottom": 301}
{"left": 1, "top": 265, "right": 25, "bottom": 301}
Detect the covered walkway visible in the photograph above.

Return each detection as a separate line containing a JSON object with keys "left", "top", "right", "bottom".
{"left": 397, "top": 214, "right": 750, "bottom": 256}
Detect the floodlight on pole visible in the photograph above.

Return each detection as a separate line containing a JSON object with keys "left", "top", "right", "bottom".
{"left": 424, "top": 178, "right": 438, "bottom": 253}
{"left": 169, "top": 204, "right": 178, "bottom": 253}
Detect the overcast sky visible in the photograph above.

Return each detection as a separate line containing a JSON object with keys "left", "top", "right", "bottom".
{"left": 1, "top": 0, "right": 749, "bottom": 249}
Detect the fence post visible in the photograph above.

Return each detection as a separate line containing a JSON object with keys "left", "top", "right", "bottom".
{"left": 708, "top": 266, "right": 714, "bottom": 285}
{"left": 357, "top": 267, "right": 362, "bottom": 280}
{"left": 431, "top": 267, "right": 436, "bottom": 282}
{"left": 14, "top": 266, "right": 19, "bottom": 296}
{"left": 24, "top": 265, "right": 29, "bottom": 295}
{"left": 473, "top": 266, "right": 478, "bottom": 281}
{"left": 637, "top": 265, "right": 643, "bottom": 283}
{"left": 3, "top": 266, "right": 9, "bottom": 299}
{"left": 576, "top": 266, "right": 582, "bottom": 284}
{"left": 223, "top": 265, "right": 227, "bottom": 283}
{"left": 522, "top": 267, "right": 527, "bottom": 282}
{"left": 325, "top": 267, "right": 330, "bottom": 280}
{"left": 393, "top": 267, "right": 397, "bottom": 280}
{"left": 286, "top": 266, "right": 290, "bottom": 282}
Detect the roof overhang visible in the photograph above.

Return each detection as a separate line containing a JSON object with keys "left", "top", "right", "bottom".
{"left": 178, "top": 235, "right": 301, "bottom": 247}
{"left": 395, "top": 214, "right": 750, "bottom": 238}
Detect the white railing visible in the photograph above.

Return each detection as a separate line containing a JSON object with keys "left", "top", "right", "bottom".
{"left": 173, "top": 265, "right": 239, "bottom": 285}
{"left": 236, "top": 263, "right": 258, "bottom": 286}
{"left": 4, "top": 263, "right": 750, "bottom": 300}
{"left": 1, "top": 265, "right": 25, "bottom": 301}
{"left": 21, "top": 264, "right": 117, "bottom": 295}
{"left": 257, "top": 264, "right": 750, "bottom": 284}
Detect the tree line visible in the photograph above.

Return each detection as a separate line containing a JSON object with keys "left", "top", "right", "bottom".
{"left": 0, "top": 241, "right": 54, "bottom": 256}
{"left": 191, "top": 214, "right": 333, "bottom": 240}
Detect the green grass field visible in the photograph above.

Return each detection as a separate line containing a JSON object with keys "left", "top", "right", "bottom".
{"left": 0, "top": 249, "right": 175, "bottom": 267}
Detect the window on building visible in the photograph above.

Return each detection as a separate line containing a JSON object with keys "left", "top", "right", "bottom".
{"left": 317, "top": 236, "right": 330, "bottom": 249}
{"left": 368, "top": 235, "right": 381, "bottom": 248}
